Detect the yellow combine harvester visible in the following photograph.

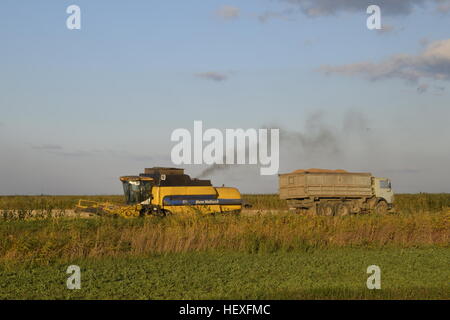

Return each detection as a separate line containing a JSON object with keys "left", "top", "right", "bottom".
{"left": 76, "top": 167, "right": 242, "bottom": 218}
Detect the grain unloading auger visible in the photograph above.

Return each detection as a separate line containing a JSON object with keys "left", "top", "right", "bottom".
{"left": 76, "top": 167, "right": 243, "bottom": 218}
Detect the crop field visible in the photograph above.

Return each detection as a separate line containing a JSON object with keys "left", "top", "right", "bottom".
{"left": 2, "top": 193, "right": 450, "bottom": 215}
{"left": 0, "top": 194, "right": 449, "bottom": 299}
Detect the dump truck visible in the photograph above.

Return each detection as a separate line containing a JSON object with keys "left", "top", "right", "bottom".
{"left": 77, "top": 167, "right": 242, "bottom": 217}
{"left": 279, "top": 169, "right": 394, "bottom": 215}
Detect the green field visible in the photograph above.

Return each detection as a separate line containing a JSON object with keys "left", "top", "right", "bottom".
{"left": 0, "top": 194, "right": 449, "bottom": 300}
{"left": 1, "top": 249, "right": 448, "bottom": 299}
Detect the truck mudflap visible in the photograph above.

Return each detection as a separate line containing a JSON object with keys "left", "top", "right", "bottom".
{"left": 388, "top": 203, "right": 395, "bottom": 212}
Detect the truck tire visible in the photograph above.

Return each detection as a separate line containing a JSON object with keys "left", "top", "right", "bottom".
{"left": 319, "top": 203, "right": 335, "bottom": 216}
{"left": 375, "top": 200, "right": 389, "bottom": 215}
{"left": 336, "top": 203, "right": 351, "bottom": 216}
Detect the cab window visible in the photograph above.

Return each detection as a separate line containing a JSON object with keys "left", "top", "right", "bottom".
{"left": 122, "top": 180, "right": 152, "bottom": 204}
{"left": 379, "top": 180, "right": 391, "bottom": 189}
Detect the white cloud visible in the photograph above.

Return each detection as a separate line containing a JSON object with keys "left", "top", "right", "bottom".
{"left": 216, "top": 5, "right": 240, "bottom": 20}
{"left": 31, "top": 144, "right": 63, "bottom": 151}
{"left": 417, "top": 83, "right": 429, "bottom": 93}
{"left": 376, "top": 24, "right": 397, "bottom": 34}
{"left": 318, "top": 39, "right": 450, "bottom": 83}
{"left": 283, "top": 0, "right": 448, "bottom": 16}
{"left": 437, "top": 0, "right": 450, "bottom": 12}
{"left": 195, "top": 72, "right": 228, "bottom": 82}
{"left": 258, "top": 9, "right": 296, "bottom": 23}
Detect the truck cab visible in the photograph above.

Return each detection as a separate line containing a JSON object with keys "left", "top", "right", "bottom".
{"left": 373, "top": 177, "right": 394, "bottom": 206}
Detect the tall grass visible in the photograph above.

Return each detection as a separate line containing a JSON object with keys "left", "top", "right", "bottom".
{"left": 243, "top": 194, "right": 288, "bottom": 210}
{"left": 0, "top": 193, "right": 448, "bottom": 265}
{"left": 1, "top": 193, "right": 449, "bottom": 213}
{"left": 394, "top": 193, "right": 450, "bottom": 213}
{"left": 0, "top": 212, "right": 448, "bottom": 265}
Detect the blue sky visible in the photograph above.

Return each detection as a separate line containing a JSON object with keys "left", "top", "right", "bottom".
{"left": 1, "top": 0, "right": 450, "bottom": 194}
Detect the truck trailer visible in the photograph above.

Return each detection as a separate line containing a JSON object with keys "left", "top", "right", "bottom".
{"left": 279, "top": 169, "right": 394, "bottom": 215}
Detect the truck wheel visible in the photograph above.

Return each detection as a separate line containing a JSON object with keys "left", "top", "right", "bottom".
{"left": 336, "top": 203, "right": 351, "bottom": 216}
{"left": 375, "top": 201, "right": 388, "bottom": 215}
{"left": 319, "top": 203, "right": 335, "bottom": 216}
